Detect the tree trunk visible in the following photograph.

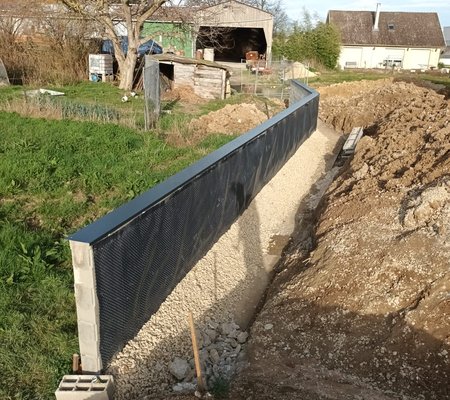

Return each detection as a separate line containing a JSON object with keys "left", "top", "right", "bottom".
{"left": 118, "top": 52, "right": 138, "bottom": 91}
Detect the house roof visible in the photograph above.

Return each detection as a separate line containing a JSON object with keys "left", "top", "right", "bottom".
{"left": 327, "top": 10, "right": 445, "bottom": 48}
{"left": 145, "top": 1, "right": 272, "bottom": 24}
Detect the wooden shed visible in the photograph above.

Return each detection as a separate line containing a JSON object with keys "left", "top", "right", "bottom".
{"left": 151, "top": 54, "right": 230, "bottom": 100}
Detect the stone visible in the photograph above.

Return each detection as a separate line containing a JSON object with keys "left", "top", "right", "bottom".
{"left": 209, "top": 348, "right": 220, "bottom": 364}
{"left": 173, "top": 382, "right": 196, "bottom": 392}
{"left": 221, "top": 322, "right": 238, "bottom": 337}
{"left": 208, "top": 321, "right": 219, "bottom": 330}
{"left": 184, "top": 367, "right": 195, "bottom": 382}
{"left": 200, "top": 348, "right": 209, "bottom": 363}
{"left": 168, "top": 357, "right": 190, "bottom": 380}
{"left": 196, "top": 329, "right": 204, "bottom": 348}
{"left": 205, "top": 328, "right": 218, "bottom": 342}
{"left": 202, "top": 332, "right": 212, "bottom": 347}
{"left": 264, "top": 323, "right": 274, "bottom": 331}
{"left": 237, "top": 331, "right": 249, "bottom": 344}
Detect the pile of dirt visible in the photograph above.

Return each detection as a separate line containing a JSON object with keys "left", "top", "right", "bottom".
{"left": 162, "top": 85, "right": 206, "bottom": 104}
{"left": 232, "top": 80, "right": 450, "bottom": 399}
{"left": 189, "top": 103, "right": 269, "bottom": 136}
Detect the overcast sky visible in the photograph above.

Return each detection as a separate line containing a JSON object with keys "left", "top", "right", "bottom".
{"left": 283, "top": 1, "right": 450, "bottom": 28}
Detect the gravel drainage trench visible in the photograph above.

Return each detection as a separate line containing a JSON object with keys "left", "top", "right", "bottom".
{"left": 107, "top": 121, "right": 342, "bottom": 399}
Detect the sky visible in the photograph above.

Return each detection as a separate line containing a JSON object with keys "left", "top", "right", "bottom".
{"left": 283, "top": 1, "right": 450, "bottom": 28}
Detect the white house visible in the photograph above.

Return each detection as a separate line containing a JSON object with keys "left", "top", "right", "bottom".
{"left": 327, "top": 4, "right": 446, "bottom": 70}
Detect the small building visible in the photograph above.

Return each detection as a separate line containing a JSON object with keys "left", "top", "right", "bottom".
{"left": 142, "top": 1, "right": 273, "bottom": 63}
{"left": 151, "top": 54, "right": 230, "bottom": 100}
{"left": 328, "top": 5, "right": 446, "bottom": 70}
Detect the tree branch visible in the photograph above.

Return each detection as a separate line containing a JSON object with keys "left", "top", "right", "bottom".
{"left": 136, "top": 0, "right": 168, "bottom": 31}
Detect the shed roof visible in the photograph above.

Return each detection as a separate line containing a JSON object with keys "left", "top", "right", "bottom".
{"left": 201, "top": 0, "right": 272, "bottom": 17}
{"left": 149, "top": 54, "right": 230, "bottom": 71}
{"left": 327, "top": 10, "right": 445, "bottom": 48}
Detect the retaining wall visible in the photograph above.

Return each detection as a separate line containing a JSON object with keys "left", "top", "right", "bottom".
{"left": 68, "top": 81, "right": 319, "bottom": 372}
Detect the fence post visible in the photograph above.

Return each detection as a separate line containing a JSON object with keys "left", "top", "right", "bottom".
{"left": 143, "top": 56, "right": 161, "bottom": 131}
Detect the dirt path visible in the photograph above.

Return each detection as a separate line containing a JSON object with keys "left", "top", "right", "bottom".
{"left": 231, "top": 80, "right": 450, "bottom": 399}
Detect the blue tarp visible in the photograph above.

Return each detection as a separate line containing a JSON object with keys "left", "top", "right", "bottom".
{"left": 101, "top": 36, "right": 163, "bottom": 57}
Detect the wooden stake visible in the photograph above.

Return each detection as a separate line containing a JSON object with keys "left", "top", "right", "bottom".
{"left": 188, "top": 311, "right": 206, "bottom": 394}
{"left": 72, "top": 353, "right": 80, "bottom": 374}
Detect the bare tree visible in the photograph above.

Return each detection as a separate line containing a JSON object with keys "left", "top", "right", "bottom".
{"left": 59, "top": 0, "right": 170, "bottom": 90}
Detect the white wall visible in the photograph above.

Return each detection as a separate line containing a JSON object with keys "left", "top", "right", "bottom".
{"left": 338, "top": 46, "right": 442, "bottom": 70}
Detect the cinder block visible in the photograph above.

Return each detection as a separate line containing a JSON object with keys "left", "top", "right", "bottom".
{"left": 55, "top": 375, "right": 114, "bottom": 400}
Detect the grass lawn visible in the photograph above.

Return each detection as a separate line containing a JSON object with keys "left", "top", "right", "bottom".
{"left": 0, "top": 85, "right": 235, "bottom": 399}
{"left": 309, "top": 68, "right": 450, "bottom": 90}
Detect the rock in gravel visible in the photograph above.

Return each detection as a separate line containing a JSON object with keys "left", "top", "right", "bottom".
{"left": 264, "top": 323, "right": 274, "bottom": 331}
{"left": 173, "top": 382, "right": 196, "bottom": 393}
{"left": 169, "top": 357, "right": 190, "bottom": 380}
{"left": 221, "top": 321, "right": 239, "bottom": 337}
{"left": 226, "top": 338, "right": 238, "bottom": 348}
{"left": 205, "top": 328, "right": 218, "bottom": 342}
{"left": 202, "top": 332, "right": 212, "bottom": 347}
{"left": 237, "top": 331, "right": 249, "bottom": 344}
{"left": 209, "top": 348, "right": 220, "bottom": 364}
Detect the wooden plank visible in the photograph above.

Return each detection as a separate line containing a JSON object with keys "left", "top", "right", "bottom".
{"left": 193, "top": 72, "right": 223, "bottom": 79}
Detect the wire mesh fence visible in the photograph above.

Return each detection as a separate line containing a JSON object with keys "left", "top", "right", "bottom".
{"left": 227, "top": 59, "right": 315, "bottom": 99}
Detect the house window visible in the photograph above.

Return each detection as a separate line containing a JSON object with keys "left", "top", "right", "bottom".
{"left": 388, "top": 23, "right": 395, "bottom": 31}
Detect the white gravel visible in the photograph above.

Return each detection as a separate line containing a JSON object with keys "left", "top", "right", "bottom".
{"left": 107, "top": 120, "right": 341, "bottom": 398}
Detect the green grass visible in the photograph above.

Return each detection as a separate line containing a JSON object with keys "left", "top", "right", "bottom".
{"left": 308, "top": 69, "right": 450, "bottom": 89}
{"left": 309, "top": 69, "right": 392, "bottom": 87}
{"left": 0, "top": 82, "right": 146, "bottom": 128}
{"left": 0, "top": 108, "right": 234, "bottom": 399}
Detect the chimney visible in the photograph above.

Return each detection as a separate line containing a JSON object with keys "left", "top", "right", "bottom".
{"left": 373, "top": 3, "right": 381, "bottom": 31}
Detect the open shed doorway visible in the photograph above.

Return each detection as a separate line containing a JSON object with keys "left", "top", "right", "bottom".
{"left": 196, "top": 27, "right": 267, "bottom": 62}
{"left": 159, "top": 62, "right": 174, "bottom": 92}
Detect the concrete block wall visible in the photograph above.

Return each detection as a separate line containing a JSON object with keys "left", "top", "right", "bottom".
{"left": 70, "top": 241, "right": 102, "bottom": 373}
{"left": 55, "top": 375, "right": 114, "bottom": 400}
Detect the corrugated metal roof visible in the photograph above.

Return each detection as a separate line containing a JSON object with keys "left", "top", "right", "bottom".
{"left": 328, "top": 10, "right": 446, "bottom": 48}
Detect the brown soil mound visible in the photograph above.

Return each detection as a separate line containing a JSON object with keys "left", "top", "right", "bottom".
{"left": 189, "top": 103, "right": 269, "bottom": 136}
{"left": 162, "top": 85, "right": 205, "bottom": 104}
{"left": 232, "top": 80, "right": 450, "bottom": 399}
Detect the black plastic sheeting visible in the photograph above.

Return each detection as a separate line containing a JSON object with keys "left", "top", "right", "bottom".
{"left": 69, "top": 81, "right": 319, "bottom": 367}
